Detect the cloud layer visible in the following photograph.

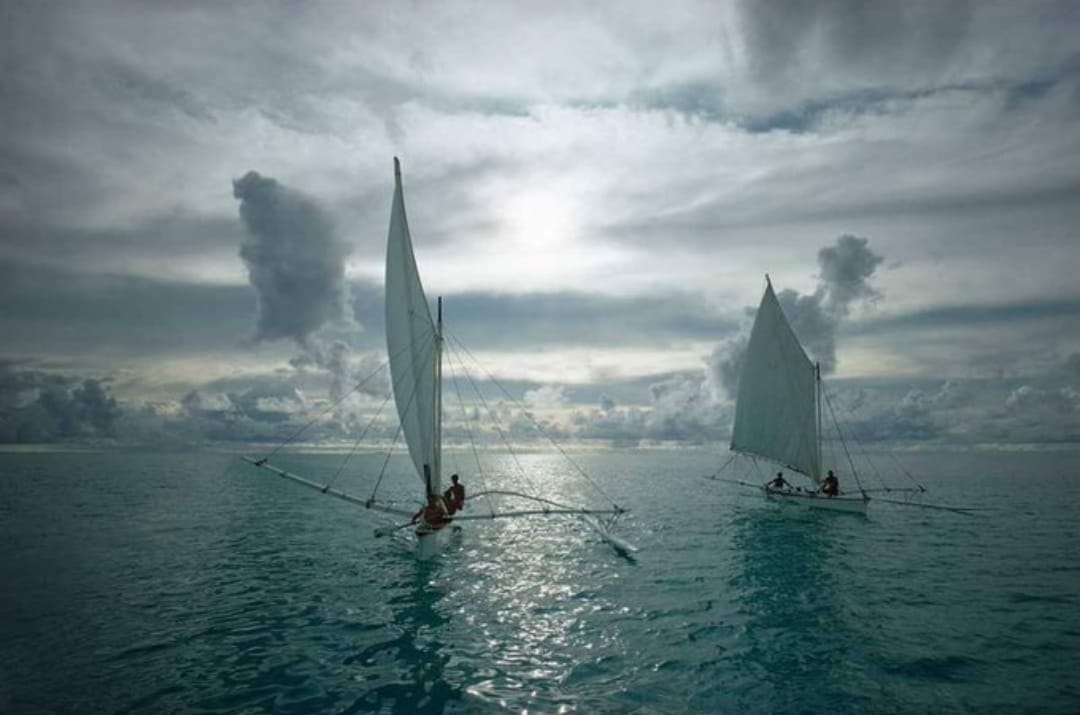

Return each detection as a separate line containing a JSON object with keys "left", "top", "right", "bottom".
{"left": 2, "top": 2, "right": 1079, "bottom": 448}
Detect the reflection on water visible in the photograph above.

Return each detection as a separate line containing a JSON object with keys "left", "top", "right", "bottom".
{"left": 344, "top": 560, "right": 460, "bottom": 714}
{"left": 728, "top": 506, "right": 862, "bottom": 711}
{"left": 5, "top": 450, "right": 1080, "bottom": 713}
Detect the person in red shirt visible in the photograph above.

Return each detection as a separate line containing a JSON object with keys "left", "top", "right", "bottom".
{"left": 412, "top": 492, "right": 449, "bottom": 527}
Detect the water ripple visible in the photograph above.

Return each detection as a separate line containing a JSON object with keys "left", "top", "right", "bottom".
{"left": 3, "top": 450, "right": 1080, "bottom": 712}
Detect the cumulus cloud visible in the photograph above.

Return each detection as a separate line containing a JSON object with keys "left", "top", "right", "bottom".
{"left": 1006, "top": 384, "right": 1080, "bottom": 414}
{"left": 714, "top": 234, "right": 884, "bottom": 397}
{"left": 523, "top": 384, "right": 569, "bottom": 409}
{"left": 818, "top": 234, "right": 885, "bottom": 315}
{"left": 233, "top": 171, "right": 377, "bottom": 411}
{"left": 234, "top": 171, "right": 353, "bottom": 346}
{"left": 571, "top": 370, "right": 730, "bottom": 445}
{"left": 566, "top": 234, "right": 885, "bottom": 445}
{"left": 0, "top": 364, "right": 120, "bottom": 442}
{"left": 181, "top": 390, "right": 235, "bottom": 414}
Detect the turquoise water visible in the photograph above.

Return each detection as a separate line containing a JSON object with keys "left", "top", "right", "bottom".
{"left": 2, "top": 449, "right": 1079, "bottom": 713}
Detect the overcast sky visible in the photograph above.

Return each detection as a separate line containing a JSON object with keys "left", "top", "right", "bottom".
{"left": 2, "top": 0, "right": 1079, "bottom": 447}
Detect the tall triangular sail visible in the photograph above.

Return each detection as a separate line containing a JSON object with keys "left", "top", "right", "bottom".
{"left": 730, "top": 279, "right": 821, "bottom": 482}
{"left": 386, "top": 158, "right": 441, "bottom": 496}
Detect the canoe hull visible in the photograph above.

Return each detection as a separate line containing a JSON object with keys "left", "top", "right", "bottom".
{"left": 415, "top": 523, "right": 450, "bottom": 559}
{"left": 764, "top": 487, "right": 869, "bottom": 514}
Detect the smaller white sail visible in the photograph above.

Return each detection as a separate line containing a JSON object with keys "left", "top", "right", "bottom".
{"left": 730, "top": 280, "right": 821, "bottom": 482}
{"left": 385, "top": 158, "right": 441, "bottom": 496}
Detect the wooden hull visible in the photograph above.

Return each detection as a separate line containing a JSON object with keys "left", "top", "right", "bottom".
{"left": 415, "top": 523, "right": 450, "bottom": 559}
{"left": 764, "top": 487, "right": 869, "bottom": 514}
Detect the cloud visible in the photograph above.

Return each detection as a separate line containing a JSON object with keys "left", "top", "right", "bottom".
{"left": 2, "top": 2, "right": 1079, "bottom": 450}
{"left": 1065, "top": 353, "right": 1080, "bottom": 379}
{"left": 714, "top": 234, "right": 885, "bottom": 397}
{"left": 446, "top": 290, "right": 737, "bottom": 349}
{"left": 818, "top": 234, "right": 885, "bottom": 314}
{"left": 1005, "top": 384, "right": 1080, "bottom": 415}
{"left": 523, "top": 384, "right": 569, "bottom": 409}
{"left": 737, "top": 0, "right": 972, "bottom": 88}
{"left": 181, "top": 390, "right": 234, "bottom": 415}
{"left": 0, "top": 260, "right": 257, "bottom": 363}
{"left": 233, "top": 171, "right": 353, "bottom": 347}
{"left": 570, "top": 370, "right": 729, "bottom": 445}
{"left": 708, "top": 335, "right": 748, "bottom": 400}
{"left": 0, "top": 364, "right": 120, "bottom": 442}
{"left": 232, "top": 170, "right": 381, "bottom": 414}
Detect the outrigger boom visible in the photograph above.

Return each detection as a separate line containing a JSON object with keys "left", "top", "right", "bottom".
{"left": 244, "top": 457, "right": 628, "bottom": 521}
{"left": 243, "top": 457, "right": 412, "bottom": 517}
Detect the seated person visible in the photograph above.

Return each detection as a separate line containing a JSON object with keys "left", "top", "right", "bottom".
{"left": 442, "top": 474, "right": 466, "bottom": 514}
{"left": 412, "top": 492, "right": 449, "bottom": 527}
{"left": 767, "top": 472, "right": 789, "bottom": 490}
{"left": 821, "top": 470, "right": 840, "bottom": 497}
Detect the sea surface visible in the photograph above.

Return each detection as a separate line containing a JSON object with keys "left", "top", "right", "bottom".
{"left": 2, "top": 448, "right": 1079, "bottom": 713}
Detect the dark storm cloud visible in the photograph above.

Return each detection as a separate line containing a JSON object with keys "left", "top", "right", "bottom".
{"left": 234, "top": 171, "right": 352, "bottom": 346}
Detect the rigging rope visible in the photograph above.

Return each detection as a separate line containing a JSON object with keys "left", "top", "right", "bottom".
{"left": 445, "top": 338, "right": 544, "bottom": 502}
{"left": 255, "top": 340, "right": 417, "bottom": 462}
{"left": 822, "top": 382, "right": 926, "bottom": 493}
{"left": 445, "top": 342, "right": 497, "bottom": 518}
{"left": 324, "top": 377, "right": 398, "bottom": 492}
{"left": 708, "top": 453, "right": 737, "bottom": 479}
{"left": 369, "top": 418, "right": 405, "bottom": 506}
{"left": 819, "top": 382, "right": 889, "bottom": 492}
{"left": 884, "top": 450, "right": 926, "bottom": 492}
{"left": 821, "top": 385, "right": 867, "bottom": 497}
{"left": 448, "top": 333, "right": 622, "bottom": 511}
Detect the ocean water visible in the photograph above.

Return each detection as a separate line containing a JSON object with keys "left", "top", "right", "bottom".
{"left": 2, "top": 448, "right": 1079, "bottom": 713}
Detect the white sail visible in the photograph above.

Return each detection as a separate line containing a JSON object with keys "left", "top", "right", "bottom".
{"left": 730, "top": 279, "right": 821, "bottom": 482}
{"left": 386, "top": 158, "right": 441, "bottom": 496}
